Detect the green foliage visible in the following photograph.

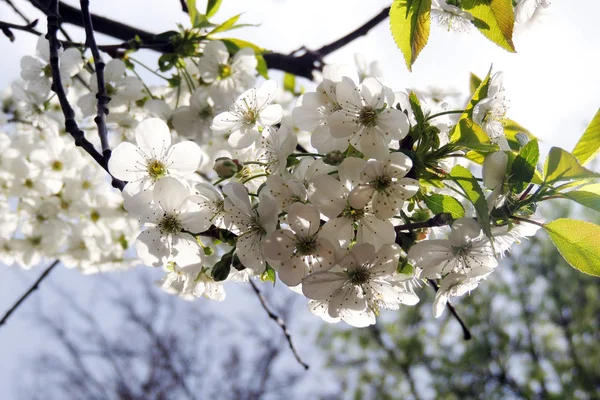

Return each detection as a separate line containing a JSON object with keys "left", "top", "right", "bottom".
{"left": 509, "top": 139, "right": 539, "bottom": 192}
{"left": 543, "top": 147, "right": 600, "bottom": 184}
{"left": 208, "top": 14, "right": 242, "bottom": 35}
{"left": 256, "top": 55, "right": 269, "bottom": 79}
{"left": 283, "top": 73, "right": 296, "bottom": 94}
{"left": 423, "top": 193, "right": 465, "bottom": 219}
{"left": 206, "top": 0, "right": 223, "bottom": 18}
{"left": 186, "top": 0, "right": 197, "bottom": 25}
{"left": 572, "top": 108, "right": 600, "bottom": 166}
{"left": 544, "top": 218, "right": 600, "bottom": 276}
{"left": 449, "top": 165, "right": 491, "bottom": 237}
{"left": 451, "top": 118, "right": 495, "bottom": 151}
{"left": 504, "top": 118, "right": 536, "bottom": 151}
{"left": 561, "top": 190, "right": 600, "bottom": 213}
{"left": 469, "top": 73, "right": 482, "bottom": 95}
{"left": 389, "top": 0, "right": 432, "bottom": 71}
{"left": 260, "top": 264, "right": 276, "bottom": 286}
{"left": 461, "top": 0, "right": 516, "bottom": 52}
{"left": 211, "top": 250, "right": 234, "bottom": 281}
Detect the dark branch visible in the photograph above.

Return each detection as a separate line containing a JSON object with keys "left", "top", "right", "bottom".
{"left": 179, "top": 0, "right": 188, "bottom": 13}
{"left": 394, "top": 213, "right": 454, "bottom": 234}
{"left": 5, "top": 0, "right": 34, "bottom": 24}
{"left": 46, "top": 0, "right": 125, "bottom": 190}
{"left": 428, "top": 279, "right": 472, "bottom": 341}
{"left": 80, "top": 0, "right": 111, "bottom": 155}
{"left": 249, "top": 280, "right": 309, "bottom": 370}
{"left": 0, "top": 19, "right": 40, "bottom": 37}
{"left": 0, "top": 259, "right": 60, "bottom": 327}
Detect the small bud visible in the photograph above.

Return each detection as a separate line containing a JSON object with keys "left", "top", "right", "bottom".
{"left": 214, "top": 157, "right": 242, "bottom": 179}
{"left": 211, "top": 252, "right": 233, "bottom": 282}
{"left": 323, "top": 150, "right": 345, "bottom": 166}
{"left": 232, "top": 253, "right": 246, "bottom": 271}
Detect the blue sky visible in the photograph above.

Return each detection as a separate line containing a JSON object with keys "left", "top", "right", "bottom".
{"left": 1, "top": 0, "right": 599, "bottom": 396}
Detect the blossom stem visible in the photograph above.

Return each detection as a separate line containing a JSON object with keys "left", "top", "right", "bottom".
{"left": 212, "top": 177, "right": 228, "bottom": 186}
{"left": 425, "top": 110, "right": 464, "bottom": 121}
{"left": 394, "top": 213, "right": 454, "bottom": 233}
{"left": 510, "top": 216, "right": 545, "bottom": 228}
{"left": 428, "top": 279, "right": 472, "bottom": 340}
{"left": 289, "top": 153, "right": 324, "bottom": 158}
{"left": 241, "top": 173, "right": 268, "bottom": 184}
{"left": 128, "top": 56, "right": 170, "bottom": 80}
{"left": 129, "top": 67, "right": 156, "bottom": 99}
{"left": 0, "top": 259, "right": 60, "bottom": 328}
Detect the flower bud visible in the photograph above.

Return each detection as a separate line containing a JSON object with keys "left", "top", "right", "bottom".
{"left": 211, "top": 251, "right": 233, "bottom": 282}
{"left": 323, "top": 150, "right": 344, "bottom": 166}
{"left": 213, "top": 157, "right": 242, "bottom": 179}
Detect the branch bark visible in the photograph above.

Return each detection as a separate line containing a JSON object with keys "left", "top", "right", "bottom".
{"left": 428, "top": 279, "right": 472, "bottom": 341}
{"left": 0, "top": 259, "right": 60, "bottom": 327}
{"left": 249, "top": 280, "right": 309, "bottom": 370}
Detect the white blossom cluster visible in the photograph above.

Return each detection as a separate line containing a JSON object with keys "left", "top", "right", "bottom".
{"left": 1, "top": 35, "right": 542, "bottom": 327}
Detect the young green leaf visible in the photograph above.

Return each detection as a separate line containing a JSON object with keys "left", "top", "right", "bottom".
{"left": 509, "top": 139, "right": 539, "bottom": 192}
{"left": 469, "top": 73, "right": 482, "bottom": 95}
{"left": 461, "top": 0, "right": 516, "bottom": 52}
{"left": 572, "top": 108, "right": 600, "bottom": 166}
{"left": 423, "top": 193, "right": 466, "bottom": 219}
{"left": 256, "top": 55, "right": 269, "bottom": 79}
{"left": 561, "top": 191, "right": 600, "bottom": 213}
{"left": 283, "top": 73, "right": 296, "bottom": 94}
{"left": 186, "top": 0, "right": 197, "bottom": 24}
{"left": 450, "top": 67, "right": 492, "bottom": 140}
{"left": 260, "top": 264, "right": 277, "bottom": 286}
{"left": 389, "top": 0, "right": 432, "bottom": 71}
{"left": 206, "top": 0, "right": 223, "bottom": 18}
{"left": 504, "top": 118, "right": 535, "bottom": 151}
{"left": 220, "top": 38, "right": 265, "bottom": 54}
{"left": 208, "top": 14, "right": 242, "bottom": 35}
{"left": 544, "top": 218, "right": 600, "bottom": 277}
{"left": 450, "top": 165, "right": 491, "bottom": 237}
{"left": 451, "top": 118, "right": 495, "bottom": 151}
{"left": 543, "top": 147, "right": 600, "bottom": 184}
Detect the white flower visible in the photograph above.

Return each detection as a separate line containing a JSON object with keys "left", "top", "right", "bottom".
{"left": 211, "top": 80, "right": 283, "bottom": 149}
{"left": 303, "top": 243, "right": 418, "bottom": 327}
{"left": 473, "top": 72, "right": 510, "bottom": 150}
{"left": 78, "top": 59, "right": 144, "bottom": 116}
{"left": 191, "top": 182, "right": 226, "bottom": 228}
{"left": 172, "top": 87, "right": 216, "bottom": 141}
{"left": 348, "top": 152, "right": 420, "bottom": 219}
{"left": 20, "top": 37, "right": 82, "bottom": 98}
{"left": 515, "top": 0, "right": 551, "bottom": 24}
{"left": 328, "top": 77, "right": 409, "bottom": 160}
{"left": 311, "top": 157, "right": 396, "bottom": 249}
{"left": 354, "top": 54, "right": 383, "bottom": 82}
{"left": 135, "top": 177, "right": 211, "bottom": 267}
{"left": 432, "top": 267, "right": 493, "bottom": 318}
{"left": 256, "top": 125, "right": 297, "bottom": 174}
{"left": 431, "top": 0, "right": 474, "bottom": 32}
{"left": 109, "top": 118, "right": 203, "bottom": 210}
{"left": 265, "top": 175, "right": 307, "bottom": 212}
{"left": 407, "top": 218, "right": 498, "bottom": 279}
{"left": 222, "top": 183, "right": 277, "bottom": 274}
{"left": 263, "top": 203, "right": 336, "bottom": 286}
{"left": 482, "top": 151, "right": 509, "bottom": 211}
{"left": 292, "top": 64, "right": 359, "bottom": 153}
{"left": 491, "top": 218, "right": 543, "bottom": 256}
{"left": 197, "top": 40, "right": 257, "bottom": 105}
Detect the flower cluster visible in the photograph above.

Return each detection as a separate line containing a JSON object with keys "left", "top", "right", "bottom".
{"left": 1, "top": 32, "right": 566, "bottom": 328}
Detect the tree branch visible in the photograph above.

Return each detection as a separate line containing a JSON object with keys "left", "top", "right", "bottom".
{"left": 46, "top": 0, "right": 125, "bottom": 190}
{"left": 5, "top": 0, "right": 34, "bottom": 24}
{"left": 394, "top": 213, "right": 454, "bottom": 234}
{"left": 0, "top": 259, "right": 60, "bottom": 327}
{"left": 80, "top": 0, "right": 111, "bottom": 155}
{"left": 428, "top": 279, "right": 472, "bottom": 341}
{"left": 248, "top": 280, "right": 309, "bottom": 370}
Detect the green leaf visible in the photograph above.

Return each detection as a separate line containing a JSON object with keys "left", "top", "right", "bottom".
{"left": 186, "top": 0, "right": 197, "bottom": 24}
{"left": 256, "top": 55, "right": 268, "bottom": 79}
{"left": 561, "top": 191, "right": 600, "bottom": 213}
{"left": 208, "top": 14, "right": 241, "bottom": 35}
{"left": 409, "top": 92, "right": 426, "bottom": 126}
{"left": 504, "top": 118, "right": 535, "bottom": 151}
{"left": 544, "top": 218, "right": 600, "bottom": 277}
{"left": 543, "top": 147, "right": 600, "bottom": 184}
{"left": 389, "top": 0, "right": 432, "bottom": 71}
{"left": 449, "top": 165, "right": 491, "bottom": 237}
{"left": 451, "top": 118, "right": 495, "bottom": 151}
{"left": 461, "top": 0, "right": 516, "bottom": 52}
{"left": 423, "top": 193, "right": 465, "bottom": 219}
{"left": 283, "top": 73, "right": 296, "bottom": 93}
{"left": 450, "top": 67, "right": 492, "bottom": 140}
{"left": 469, "top": 73, "right": 482, "bottom": 95}
{"left": 220, "top": 38, "right": 264, "bottom": 54}
{"left": 206, "top": 0, "right": 223, "bottom": 18}
{"left": 509, "top": 139, "right": 539, "bottom": 192}
{"left": 572, "top": 108, "right": 600, "bottom": 166}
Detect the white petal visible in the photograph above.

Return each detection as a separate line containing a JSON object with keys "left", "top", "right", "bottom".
{"left": 302, "top": 271, "right": 348, "bottom": 299}
{"left": 287, "top": 203, "right": 321, "bottom": 237}
{"left": 153, "top": 177, "right": 190, "bottom": 213}
{"left": 108, "top": 141, "right": 148, "bottom": 181}
{"left": 135, "top": 228, "right": 170, "bottom": 267}
{"left": 258, "top": 104, "right": 283, "bottom": 126}
{"left": 135, "top": 118, "right": 172, "bottom": 158}
{"left": 167, "top": 141, "right": 203, "bottom": 176}
{"left": 348, "top": 184, "right": 375, "bottom": 210}
{"left": 262, "top": 230, "right": 296, "bottom": 260}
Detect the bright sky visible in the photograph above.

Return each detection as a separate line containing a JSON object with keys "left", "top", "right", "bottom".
{"left": 1, "top": 0, "right": 599, "bottom": 396}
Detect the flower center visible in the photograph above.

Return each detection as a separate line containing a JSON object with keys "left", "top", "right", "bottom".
{"left": 158, "top": 214, "right": 182, "bottom": 234}
{"left": 218, "top": 63, "right": 232, "bottom": 79}
{"left": 359, "top": 107, "right": 378, "bottom": 127}
{"left": 51, "top": 160, "right": 63, "bottom": 171}
{"left": 296, "top": 235, "right": 318, "bottom": 255}
{"left": 106, "top": 83, "right": 117, "bottom": 96}
{"left": 90, "top": 209, "right": 100, "bottom": 222}
{"left": 372, "top": 175, "right": 392, "bottom": 192}
{"left": 341, "top": 204, "right": 365, "bottom": 221}
{"left": 43, "top": 64, "right": 53, "bottom": 78}
{"left": 147, "top": 159, "right": 167, "bottom": 181}
{"left": 348, "top": 267, "right": 370, "bottom": 285}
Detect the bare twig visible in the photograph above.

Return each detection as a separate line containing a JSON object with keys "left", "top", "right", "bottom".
{"left": 394, "top": 213, "right": 454, "bottom": 234}
{"left": 0, "top": 19, "right": 40, "bottom": 36}
{"left": 428, "top": 279, "right": 472, "bottom": 340}
{"left": 80, "top": 0, "right": 111, "bottom": 155}
{"left": 179, "top": 0, "right": 189, "bottom": 13}
{"left": 46, "top": 0, "right": 125, "bottom": 190}
{"left": 4, "top": 0, "right": 33, "bottom": 24}
{"left": 0, "top": 259, "right": 60, "bottom": 327}
{"left": 248, "top": 280, "right": 309, "bottom": 370}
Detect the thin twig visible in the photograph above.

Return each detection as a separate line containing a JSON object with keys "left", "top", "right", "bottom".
{"left": 179, "top": 0, "right": 188, "bottom": 13}
{"left": 46, "top": 0, "right": 125, "bottom": 190}
{"left": 394, "top": 213, "right": 454, "bottom": 234}
{"left": 248, "top": 280, "right": 309, "bottom": 370}
{"left": 80, "top": 0, "right": 111, "bottom": 155}
{"left": 428, "top": 279, "right": 472, "bottom": 341}
{"left": 0, "top": 19, "right": 40, "bottom": 36}
{"left": 5, "top": 0, "right": 32, "bottom": 24}
{"left": 0, "top": 259, "right": 60, "bottom": 327}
